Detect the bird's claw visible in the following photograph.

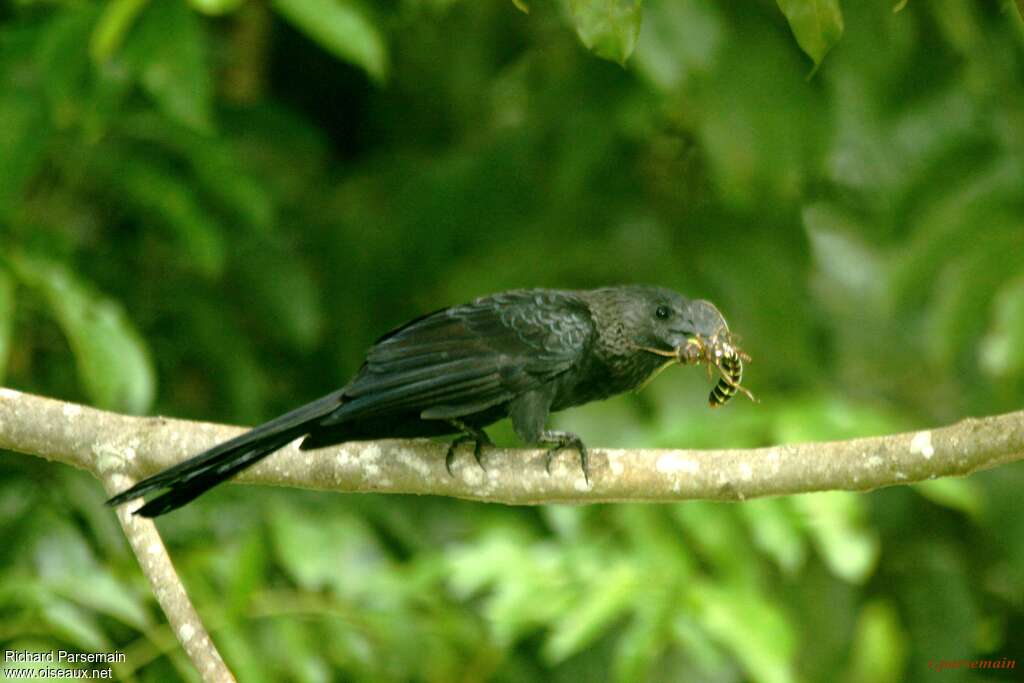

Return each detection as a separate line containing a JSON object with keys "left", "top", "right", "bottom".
{"left": 444, "top": 438, "right": 466, "bottom": 476}
{"left": 541, "top": 431, "right": 590, "bottom": 486}
{"left": 444, "top": 423, "right": 493, "bottom": 476}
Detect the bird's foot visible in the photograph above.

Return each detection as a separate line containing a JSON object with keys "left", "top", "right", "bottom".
{"left": 445, "top": 421, "right": 494, "bottom": 475}
{"left": 540, "top": 430, "right": 590, "bottom": 486}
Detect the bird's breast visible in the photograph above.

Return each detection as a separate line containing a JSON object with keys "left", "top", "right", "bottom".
{"left": 550, "top": 350, "right": 665, "bottom": 412}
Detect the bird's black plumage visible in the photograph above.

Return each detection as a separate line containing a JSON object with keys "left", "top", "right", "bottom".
{"left": 107, "top": 286, "right": 729, "bottom": 516}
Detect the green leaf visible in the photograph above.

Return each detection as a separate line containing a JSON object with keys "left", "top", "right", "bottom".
{"left": 211, "top": 618, "right": 270, "bottom": 683}
{"left": 979, "top": 276, "right": 1024, "bottom": 379}
{"left": 794, "top": 492, "right": 879, "bottom": 584}
{"left": 888, "top": 158, "right": 1022, "bottom": 312}
{"left": 117, "top": 111, "right": 276, "bottom": 234}
{"left": 773, "top": 397, "right": 907, "bottom": 444}
{"left": 53, "top": 571, "right": 151, "bottom": 631}
{"left": 672, "top": 503, "right": 759, "bottom": 587}
{"left": 926, "top": 229, "right": 1022, "bottom": 368}
{"left": 776, "top": 0, "right": 843, "bottom": 69}
{"left": 738, "top": 499, "right": 807, "bottom": 576}
{"left": 221, "top": 104, "right": 330, "bottom": 202}
{"left": 91, "top": 0, "right": 150, "bottom": 64}
{"left": 544, "top": 562, "right": 638, "bottom": 662}
{"left": 186, "top": 300, "right": 269, "bottom": 422}
{"left": 104, "top": 157, "right": 227, "bottom": 277}
{"left": 690, "top": 581, "right": 797, "bottom": 683}
{"left": 0, "top": 268, "right": 13, "bottom": 384}
{"left": 805, "top": 203, "right": 885, "bottom": 305}
{"left": 42, "top": 599, "right": 109, "bottom": 652}
{"left": 692, "top": 22, "right": 823, "bottom": 207}
{"left": 12, "top": 257, "right": 156, "bottom": 414}
{"left": 121, "top": 0, "right": 213, "bottom": 131}
{"left": 632, "top": 0, "right": 722, "bottom": 92}
{"left": 913, "top": 478, "right": 984, "bottom": 521}
{"left": 271, "top": 0, "right": 388, "bottom": 82}
{"left": 897, "top": 544, "right": 977, "bottom": 665}
{"left": 671, "top": 616, "right": 732, "bottom": 678}
{"left": 269, "top": 503, "right": 388, "bottom": 597}
{"left": 233, "top": 242, "right": 323, "bottom": 350}
{"left": 29, "top": 516, "right": 99, "bottom": 579}
{"left": 35, "top": 5, "right": 99, "bottom": 129}
{"left": 612, "top": 595, "right": 671, "bottom": 683}
{"left": 265, "top": 621, "right": 329, "bottom": 683}
{"left": 188, "top": 0, "right": 245, "bottom": 15}
{"left": 0, "top": 94, "right": 50, "bottom": 218}
{"left": 843, "top": 601, "right": 907, "bottom": 683}
{"left": 227, "top": 529, "right": 267, "bottom": 616}
{"left": 569, "top": 0, "right": 644, "bottom": 65}
{"left": 446, "top": 532, "right": 571, "bottom": 645}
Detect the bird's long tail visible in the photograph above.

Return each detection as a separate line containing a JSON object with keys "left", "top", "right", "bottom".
{"left": 105, "top": 390, "right": 345, "bottom": 517}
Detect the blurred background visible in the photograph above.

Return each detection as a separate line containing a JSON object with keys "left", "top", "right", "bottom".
{"left": 2, "top": 0, "right": 1024, "bottom": 680}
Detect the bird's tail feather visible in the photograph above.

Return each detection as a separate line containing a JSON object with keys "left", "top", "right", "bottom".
{"left": 127, "top": 432, "right": 300, "bottom": 517}
{"left": 105, "top": 390, "right": 344, "bottom": 517}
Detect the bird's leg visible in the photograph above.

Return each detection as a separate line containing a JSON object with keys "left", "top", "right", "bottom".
{"left": 539, "top": 430, "right": 590, "bottom": 485}
{"left": 445, "top": 419, "right": 494, "bottom": 475}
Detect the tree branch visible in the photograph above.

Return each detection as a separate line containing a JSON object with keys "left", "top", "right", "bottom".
{"left": 4, "top": 387, "right": 1023, "bottom": 680}
{"left": 101, "top": 472, "right": 235, "bottom": 683}
{"left": 0, "top": 388, "right": 236, "bottom": 683}
{"left": 2, "top": 387, "right": 1023, "bottom": 507}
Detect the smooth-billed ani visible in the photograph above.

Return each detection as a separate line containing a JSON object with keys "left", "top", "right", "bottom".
{"left": 107, "top": 285, "right": 730, "bottom": 516}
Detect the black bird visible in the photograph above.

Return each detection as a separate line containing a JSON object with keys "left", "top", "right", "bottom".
{"left": 107, "top": 286, "right": 730, "bottom": 517}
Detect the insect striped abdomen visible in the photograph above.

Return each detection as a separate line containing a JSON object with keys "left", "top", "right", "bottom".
{"left": 708, "top": 352, "right": 743, "bottom": 408}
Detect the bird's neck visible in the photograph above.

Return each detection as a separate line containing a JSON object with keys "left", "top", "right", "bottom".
{"left": 581, "top": 290, "right": 669, "bottom": 392}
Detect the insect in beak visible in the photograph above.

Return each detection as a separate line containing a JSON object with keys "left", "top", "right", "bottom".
{"left": 634, "top": 334, "right": 757, "bottom": 406}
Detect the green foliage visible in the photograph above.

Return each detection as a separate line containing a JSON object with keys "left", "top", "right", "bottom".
{"left": 10, "top": 256, "right": 155, "bottom": 414}
{"left": 0, "top": 86, "right": 48, "bottom": 216}
{"left": 843, "top": 600, "right": 907, "bottom": 683}
{"left": 91, "top": 0, "right": 149, "bottom": 64}
{"left": 0, "top": 471, "right": 153, "bottom": 679}
{"left": 979, "top": 275, "right": 1024, "bottom": 378}
{"left": 0, "top": 267, "right": 12, "bottom": 383}
{"left": 2, "top": 0, "right": 1023, "bottom": 680}
{"left": 913, "top": 477, "right": 984, "bottom": 521}
{"left": 569, "top": 0, "right": 645, "bottom": 65}
{"left": 776, "top": 0, "right": 844, "bottom": 70}
{"left": 793, "top": 493, "right": 878, "bottom": 585}
{"left": 272, "top": 0, "right": 388, "bottom": 82}
{"left": 689, "top": 580, "right": 796, "bottom": 683}
{"left": 121, "top": 0, "right": 214, "bottom": 132}
{"left": 187, "top": 0, "right": 245, "bottom": 16}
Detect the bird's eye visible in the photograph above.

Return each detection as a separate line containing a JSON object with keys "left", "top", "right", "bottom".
{"left": 655, "top": 305, "right": 671, "bottom": 320}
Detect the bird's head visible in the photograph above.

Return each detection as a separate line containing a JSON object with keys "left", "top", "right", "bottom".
{"left": 614, "top": 286, "right": 728, "bottom": 353}
{"left": 577, "top": 285, "right": 735, "bottom": 394}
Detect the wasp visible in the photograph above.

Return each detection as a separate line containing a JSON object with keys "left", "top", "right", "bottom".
{"left": 706, "top": 344, "right": 753, "bottom": 408}
{"left": 635, "top": 331, "right": 756, "bottom": 407}
{"left": 688, "top": 333, "right": 756, "bottom": 408}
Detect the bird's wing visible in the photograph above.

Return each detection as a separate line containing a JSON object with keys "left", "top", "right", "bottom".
{"left": 321, "top": 290, "right": 594, "bottom": 423}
